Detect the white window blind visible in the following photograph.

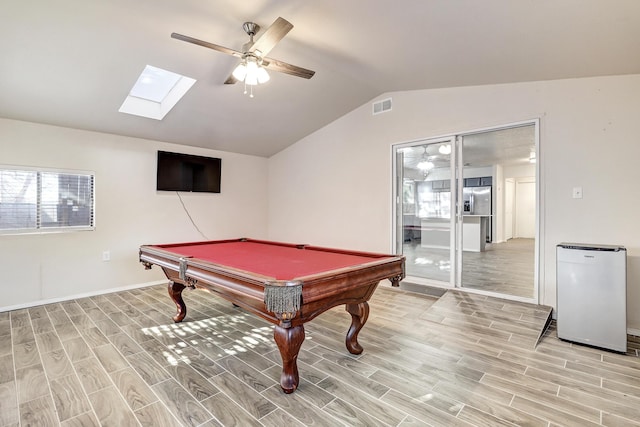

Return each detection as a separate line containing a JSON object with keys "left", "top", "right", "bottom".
{"left": 0, "top": 167, "right": 95, "bottom": 233}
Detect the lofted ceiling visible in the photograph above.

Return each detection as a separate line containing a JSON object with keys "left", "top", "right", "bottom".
{"left": 1, "top": 1, "right": 639, "bottom": 158}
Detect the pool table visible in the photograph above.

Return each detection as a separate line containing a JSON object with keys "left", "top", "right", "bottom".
{"left": 139, "top": 238, "right": 405, "bottom": 393}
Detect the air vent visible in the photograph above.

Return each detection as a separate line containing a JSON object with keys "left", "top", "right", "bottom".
{"left": 372, "top": 98, "right": 392, "bottom": 115}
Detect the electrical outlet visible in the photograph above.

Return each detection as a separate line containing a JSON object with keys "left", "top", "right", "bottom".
{"left": 102, "top": 251, "right": 110, "bottom": 262}
{"left": 572, "top": 187, "right": 583, "bottom": 199}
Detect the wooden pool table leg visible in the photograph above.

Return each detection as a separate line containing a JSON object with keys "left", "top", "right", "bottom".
{"left": 274, "top": 324, "right": 305, "bottom": 394}
{"left": 168, "top": 281, "right": 187, "bottom": 323}
{"left": 345, "top": 301, "right": 370, "bottom": 354}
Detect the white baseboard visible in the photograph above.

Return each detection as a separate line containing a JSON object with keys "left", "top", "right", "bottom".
{"left": 628, "top": 327, "right": 640, "bottom": 337}
{"left": 0, "top": 280, "right": 167, "bottom": 313}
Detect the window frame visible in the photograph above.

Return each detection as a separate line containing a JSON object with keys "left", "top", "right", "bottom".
{"left": 0, "top": 164, "right": 95, "bottom": 235}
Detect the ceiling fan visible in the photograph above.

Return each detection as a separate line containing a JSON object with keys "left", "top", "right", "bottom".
{"left": 171, "top": 17, "right": 315, "bottom": 96}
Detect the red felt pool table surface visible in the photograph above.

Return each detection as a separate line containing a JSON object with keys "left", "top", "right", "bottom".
{"left": 155, "top": 239, "right": 390, "bottom": 280}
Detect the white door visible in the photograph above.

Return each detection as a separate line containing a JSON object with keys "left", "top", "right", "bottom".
{"left": 515, "top": 179, "right": 535, "bottom": 238}
{"left": 505, "top": 179, "right": 515, "bottom": 240}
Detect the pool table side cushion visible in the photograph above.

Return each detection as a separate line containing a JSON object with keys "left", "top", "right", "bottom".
{"left": 145, "top": 238, "right": 399, "bottom": 280}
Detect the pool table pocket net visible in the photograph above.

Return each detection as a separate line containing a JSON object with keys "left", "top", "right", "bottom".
{"left": 264, "top": 281, "right": 302, "bottom": 319}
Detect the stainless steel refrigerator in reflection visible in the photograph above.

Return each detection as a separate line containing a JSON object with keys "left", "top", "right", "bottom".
{"left": 463, "top": 186, "right": 492, "bottom": 242}
{"left": 463, "top": 186, "right": 491, "bottom": 215}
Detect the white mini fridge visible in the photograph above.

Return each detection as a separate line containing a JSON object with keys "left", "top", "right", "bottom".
{"left": 556, "top": 243, "right": 627, "bottom": 352}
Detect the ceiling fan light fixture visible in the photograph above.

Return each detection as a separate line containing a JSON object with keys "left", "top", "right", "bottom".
{"left": 417, "top": 160, "right": 434, "bottom": 171}
{"left": 245, "top": 67, "right": 259, "bottom": 86}
{"left": 233, "top": 54, "right": 270, "bottom": 97}
{"left": 246, "top": 57, "right": 259, "bottom": 71}
{"left": 232, "top": 63, "right": 247, "bottom": 81}
{"left": 256, "top": 66, "right": 270, "bottom": 84}
{"left": 417, "top": 146, "right": 434, "bottom": 171}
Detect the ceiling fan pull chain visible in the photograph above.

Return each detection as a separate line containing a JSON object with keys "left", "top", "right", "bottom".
{"left": 243, "top": 81, "right": 254, "bottom": 98}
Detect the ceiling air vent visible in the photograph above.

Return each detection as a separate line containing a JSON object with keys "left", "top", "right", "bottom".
{"left": 372, "top": 98, "right": 392, "bottom": 115}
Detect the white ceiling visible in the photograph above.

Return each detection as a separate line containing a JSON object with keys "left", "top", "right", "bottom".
{"left": 1, "top": 1, "right": 639, "bottom": 157}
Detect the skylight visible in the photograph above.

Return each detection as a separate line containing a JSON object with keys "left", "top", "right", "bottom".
{"left": 119, "top": 65, "right": 196, "bottom": 120}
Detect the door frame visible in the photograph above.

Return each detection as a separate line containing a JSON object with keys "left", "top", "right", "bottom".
{"left": 391, "top": 118, "right": 540, "bottom": 304}
{"left": 504, "top": 178, "right": 515, "bottom": 240}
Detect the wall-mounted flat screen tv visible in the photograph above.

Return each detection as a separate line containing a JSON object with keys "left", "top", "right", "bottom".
{"left": 156, "top": 151, "right": 221, "bottom": 193}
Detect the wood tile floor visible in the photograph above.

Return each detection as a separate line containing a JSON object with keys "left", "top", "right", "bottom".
{"left": 1, "top": 284, "right": 639, "bottom": 426}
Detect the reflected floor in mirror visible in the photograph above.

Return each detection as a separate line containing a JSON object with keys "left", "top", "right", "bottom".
{"left": 403, "top": 238, "right": 535, "bottom": 298}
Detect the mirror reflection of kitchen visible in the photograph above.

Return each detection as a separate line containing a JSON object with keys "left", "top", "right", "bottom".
{"left": 400, "top": 141, "right": 454, "bottom": 285}
{"left": 398, "top": 124, "right": 536, "bottom": 300}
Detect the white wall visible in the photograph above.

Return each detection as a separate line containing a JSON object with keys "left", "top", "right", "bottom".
{"left": 0, "top": 118, "right": 269, "bottom": 310}
{"left": 503, "top": 163, "right": 536, "bottom": 179}
{"left": 268, "top": 74, "right": 640, "bottom": 331}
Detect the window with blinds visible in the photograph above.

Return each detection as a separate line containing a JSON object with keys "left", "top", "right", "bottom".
{"left": 0, "top": 167, "right": 95, "bottom": 233}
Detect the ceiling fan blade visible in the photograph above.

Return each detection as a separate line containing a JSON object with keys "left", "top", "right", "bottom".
{"left": 250, "top": 17, "right": 293, "bottom": 57}
{"left": 171, "top": 33, "right": 243, "bottom": 58}
{"left": 262, "top": 57, "right": 315, "bottom": 79}
{"left": 224, "top": 74, "right": 238, "bottom": 85}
